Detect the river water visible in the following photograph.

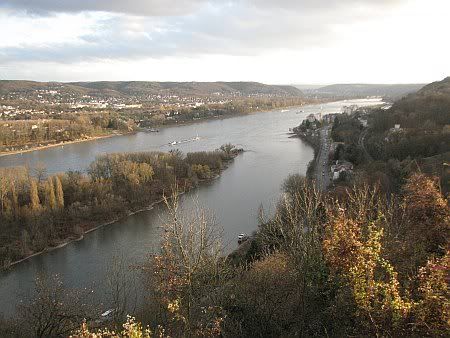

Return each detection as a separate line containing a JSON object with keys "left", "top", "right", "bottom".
{"left": 0, "top": 99, "right": 382, "bottom": 317}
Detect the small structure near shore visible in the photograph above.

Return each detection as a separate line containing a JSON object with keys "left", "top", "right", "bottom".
{"left": 238, "top": 233, "right": 249, "bottom": 245}
{"left": 331, "top": 160, "right": 354, "bottom": 180}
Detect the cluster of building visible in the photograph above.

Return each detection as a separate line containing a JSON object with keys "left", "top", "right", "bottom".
{"left": 0, "top": 105, "right": 56, "bottom": 119}
{"left": 0, "top": 87, "right": 259, "bottom": 122}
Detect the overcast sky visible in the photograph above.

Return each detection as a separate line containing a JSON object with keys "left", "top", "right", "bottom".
{"left": 0, "top": 0, "right": 448, "bottom": 84}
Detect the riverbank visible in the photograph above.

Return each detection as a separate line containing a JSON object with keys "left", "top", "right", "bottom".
{"left": 0, "top": 101, "right": 323, "bottom": 159}
{"left": 7, "top": 200, "right": 161, "bottom": 269}
{"left": 0, "top": 132, "right": 128, "bottom": 158}
{"left": 289, "top": 130, "right": 320, "bottom": 179}
{"left": 141, "top": 99, "right": 327, "bottom": 131}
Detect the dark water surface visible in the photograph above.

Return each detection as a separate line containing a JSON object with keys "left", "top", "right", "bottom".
{"left": 0, "top": 99, "right": 382, "bottom": 317}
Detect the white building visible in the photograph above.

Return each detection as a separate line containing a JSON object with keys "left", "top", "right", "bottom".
{"left": 331, "top": 160, "right": 354, "bottom": 180}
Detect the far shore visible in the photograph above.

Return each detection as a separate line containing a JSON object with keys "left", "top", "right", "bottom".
{"left": 0, "top": 98, "right": 379, "bottom": 159}
{"left": 151, "top": 102, "right": 318, "bottom": 130}
{"left": 0, "top": 133, "right": 124, "bottom": 158}
{"left": 0, "top": 100, "right": 332, "bottom": 159}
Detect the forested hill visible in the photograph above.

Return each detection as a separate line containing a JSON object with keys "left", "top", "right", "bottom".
{"left": 363, "top": 76, "right": 450, "bottom": 192}
{"left": 305, "top": 83, "right": 425, "bottom": 100}
{"left": 412, "top": 76, "right": 450, "bottom": 96}
{"left": 388, "top": 76, "right": 450, "bottom": 127}
{"left": 0, "top": 80, "right": 304, "bottom": 98}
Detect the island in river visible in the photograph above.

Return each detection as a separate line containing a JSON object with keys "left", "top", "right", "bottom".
{"left": 0, "top": 145, "right": 243, "bottom": 269}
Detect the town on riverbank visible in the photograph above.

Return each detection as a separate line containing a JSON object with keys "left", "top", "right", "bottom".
{"left": 0, "top": 81, "right": 314, "bottom": 156}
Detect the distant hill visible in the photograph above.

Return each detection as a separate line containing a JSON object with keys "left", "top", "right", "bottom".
{"left": 292, "top": 84, "right": 326, "bottom": 91}
{"left": 0, "top": 80, "right": 91, "bottom": 96}
{"left": 307, "top": 83, "right": 425, "bottom": 100}
{"left": 0, "top": 80, "right": 304, "bottom": 98}
{"left": 412, "top": 76, "right": 450, "bottom": 97}
{"left": 389, "top": 76, "right": 450, "bottom": 126}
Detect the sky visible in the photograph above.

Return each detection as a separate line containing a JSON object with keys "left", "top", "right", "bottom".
{"left": 0, "top": 0, "right": 449, "bottom": 84}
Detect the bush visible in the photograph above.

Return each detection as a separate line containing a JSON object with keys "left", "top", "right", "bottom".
{"left": 191, "top": 164, "right": 212, "bottom": 180}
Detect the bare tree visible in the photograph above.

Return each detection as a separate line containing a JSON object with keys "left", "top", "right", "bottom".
{"left": 258, "top": 175, "right": 329, "bottom": 335}
{"left": 16, "top": 274, "right": 99, "bottom": 338}
{"left": 33, "top": 162, "right": 47, "bottom": 183}
{"left": 150, "top": 188, "right": 227, "bottom": 336}
{"left": 104, "top": 254, "right": 138, "bottom": 330}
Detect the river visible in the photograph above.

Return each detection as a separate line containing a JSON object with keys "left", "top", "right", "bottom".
{"left": 0, "top": 98, "right": 383, "bottom": 317}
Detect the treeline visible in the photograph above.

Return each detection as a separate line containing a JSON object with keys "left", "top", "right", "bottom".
{"left": 2, "top": 172, "right": 448, "bottom": 337}
{"left": 0, "top": 145, "right": 241, "bottom": 268}
{"left": 0, "top": 112, "right": 137, "bottom": 152}
{"left": 136, "top": 97, "right": 308, "bottom": 127}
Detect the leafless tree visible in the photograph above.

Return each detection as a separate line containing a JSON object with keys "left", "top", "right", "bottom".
{"left": 33, "top": 162, "right": 47, "bottom": 183}
{"left": 16, "top": 274, "right": 99, "bottom": 338}
{"left": 104, "top": 254, "right": 138, "bottom": 330}
{"left": 149, "top": 187, "right": 228, "bottom": 336}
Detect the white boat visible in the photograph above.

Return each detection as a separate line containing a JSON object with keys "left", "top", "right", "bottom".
{"left": 101, "top": 309, "right": 115, "bottom": 317}
{"left": 169, "top": 134, "right": 200, "bottom": 146}
{"left": 238, "top": 233, "right": 249, "bottom": 244}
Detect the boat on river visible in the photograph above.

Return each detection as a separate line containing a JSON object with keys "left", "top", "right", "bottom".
{"left": 168, "top": 134, "right": 200, "bottom": 146}
{"left": 238, "top": 233, "right": 249, "bottom": 244}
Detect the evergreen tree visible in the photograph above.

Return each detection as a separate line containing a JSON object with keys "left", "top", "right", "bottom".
{"left": 54, "top": 176, "right": 64, "bottom": 209}
{"left": 11, "top": 181, "right": 19, "bottom": 220}
{"left": 29, "top": 179, "right": 41, "bottom": 211}
{"left": 0, "top": 176, "right": 8, "bottom": 215}
{"left": 47, "top": 178, "right": 56, "bottom": 211}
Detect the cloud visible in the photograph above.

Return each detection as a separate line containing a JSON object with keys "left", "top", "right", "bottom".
{"left": 0, "top": 0, "right": 210, "bottom": 16}
{"left": 0, "top": 0, "right": 403, "bottom": 16}
{"left": 0, "top": 0, "right": 402, "bottom": 64}
{"left": 3, "top": 0, "right": 448, "bottom": 85}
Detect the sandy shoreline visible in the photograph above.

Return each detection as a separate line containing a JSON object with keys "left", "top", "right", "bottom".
{"left": 0, "top": 133, "right": 123, "bottom": 158}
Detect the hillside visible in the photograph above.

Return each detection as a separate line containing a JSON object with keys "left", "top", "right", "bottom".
{"left": 363, "top": 77, "right": 450, "bottom": 192}
{"left": 389, "top": 76, "right": 450, "bottom": 127}
{"left": 0, "top": 80, "right": 88, "bottom": 95}
{"left": 412, "top": 76, "right": 450, "bottom": 96}
{"left": 307, "top": 83, "right": 424, "bottom": 100}
{"left": 70, "top": 81, "right": 304, "bottom": 97}
{"left": 0, "top": 80, "right": 304, "bottom": 98}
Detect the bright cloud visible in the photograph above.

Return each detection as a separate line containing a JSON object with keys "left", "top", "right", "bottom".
{"left": 0, "top": 0, "right": 448, "bottom": 83}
